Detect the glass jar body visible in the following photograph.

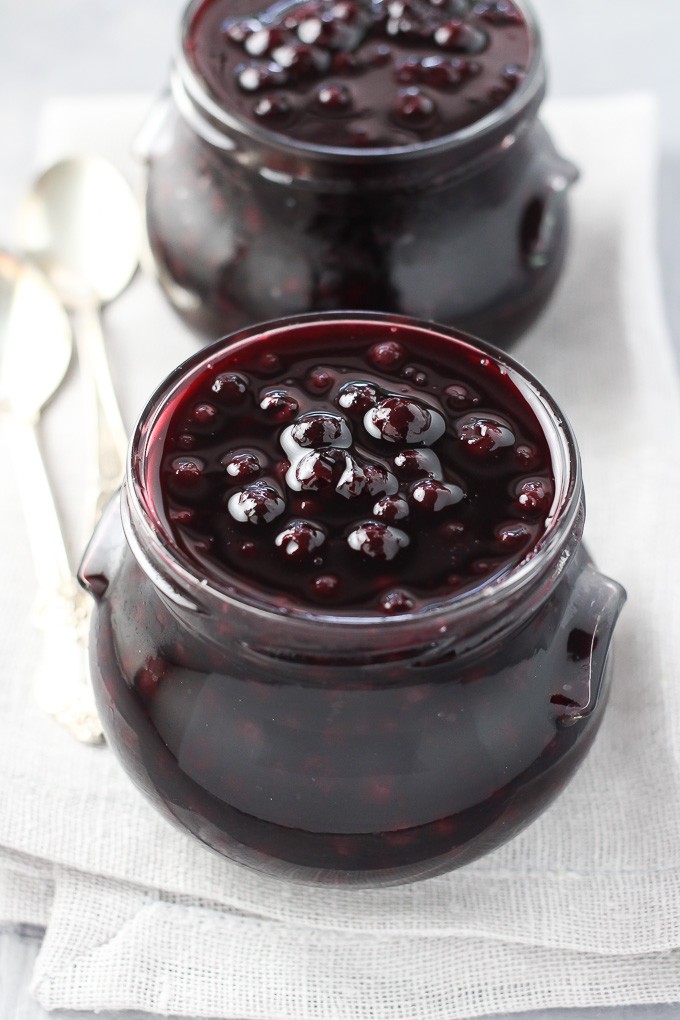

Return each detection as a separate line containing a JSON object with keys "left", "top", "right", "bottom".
{"left": 142, "top": 88, "right": 577, "bottom": 347}
{"left": 82, "top": 493, "right": 622, "bottom": 886}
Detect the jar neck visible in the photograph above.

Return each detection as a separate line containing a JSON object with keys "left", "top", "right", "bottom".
{"left": 121, "top": 313, "right": 583, "bottom": 667}
{"left": 169, "top": 7, "right": 547, "bottom": 191}
{"left": 121, "top": 483, "right": 584, "bottom": 668}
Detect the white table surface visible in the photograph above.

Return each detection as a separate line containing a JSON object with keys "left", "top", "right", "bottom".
{"left": 2, "top": 1, "right": 680, "bottom": 1017}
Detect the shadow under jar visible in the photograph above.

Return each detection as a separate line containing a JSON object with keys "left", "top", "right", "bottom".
{"left": 79, "top": 313, "right": 625, "bottom": 886}
{"left": 139, "top": 0, "right": 578, "bottom": 347}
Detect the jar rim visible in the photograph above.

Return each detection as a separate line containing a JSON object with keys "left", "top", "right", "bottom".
{"left": 125, "top": 311, "right": 582, "bottom": 629}
{"left": 175, "top": 0, "right": 545, "bottom": 165}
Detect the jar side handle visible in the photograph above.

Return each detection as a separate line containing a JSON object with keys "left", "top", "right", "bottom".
{"left": 521, "top": 155, "right": 579, "bottom": 270}
{"left": 132, "top": 90, "right": 174, "bottom": 164}
{"left": 77, "top": 491, "right": 124, "bottom": 600}
{"left": 552, "top": 561, "right": 626, "bottom": 727}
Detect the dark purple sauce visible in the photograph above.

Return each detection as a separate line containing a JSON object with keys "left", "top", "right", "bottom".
{"left": 79, "top": 315, "right": 622, "bottom": 883}
{"left": 147, "top": 318, "right": 554, "bottom": 613}
{"left": 185, "top": 0, "right": 532, "bottom": 147}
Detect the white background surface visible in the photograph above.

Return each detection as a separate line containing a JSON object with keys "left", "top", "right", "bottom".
{"left": 1, "top": 1, "right": 680, "bottom": 1018}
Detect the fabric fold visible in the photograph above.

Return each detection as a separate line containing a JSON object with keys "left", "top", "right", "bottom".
{"left": 33, "top": 870, "right": 680, "bottom": 1019}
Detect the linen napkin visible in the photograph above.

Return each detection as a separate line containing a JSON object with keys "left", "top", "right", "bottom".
{"left": 1, "top": 92, "right": 680, "bottom": 1018}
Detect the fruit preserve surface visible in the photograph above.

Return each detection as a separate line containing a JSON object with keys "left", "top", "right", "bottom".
{"left": 80, "top": 315, "right": 624, "bottom": 885}
{"left": 186, "top": 0, "right": 533, "bottom": 147}
{"left": 142, "top": 0, "right": 577, "bottom": 344}
{"left": 151, "top": 319, "right": 553, "bottom": 613}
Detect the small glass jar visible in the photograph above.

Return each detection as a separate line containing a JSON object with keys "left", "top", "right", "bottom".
{"left": 138, "top": 0, "right": 578, "bottom": 347}
{"left": 79, "top": 313, "right": 625, "bottom": 886}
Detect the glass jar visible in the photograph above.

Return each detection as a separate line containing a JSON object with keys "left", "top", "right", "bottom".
{"left": 138, "top": 0, "right": 578, "bottom": 347}
{"left": 79, "top": 313, "right": 624, "bottom": 886}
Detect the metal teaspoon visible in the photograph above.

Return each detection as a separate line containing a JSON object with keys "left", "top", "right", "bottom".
{"left": 18, "top": 156, "right": 140, "bottom": 528}
{"left": 0, "top": 250, "right": 103, "bottom": 744}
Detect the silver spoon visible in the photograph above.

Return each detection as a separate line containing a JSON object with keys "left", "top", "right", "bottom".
{"left": 17, "top": 156, "right": 140, "bottom": 526}
{"left": 0, "top": 251, "right": 103, "bottom": 744}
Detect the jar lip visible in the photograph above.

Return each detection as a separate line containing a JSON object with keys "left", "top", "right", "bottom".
{"left": 126, "top": 311, "right": 582, "bottom": 629}
{"left": 176, "top": 0, "right": 545, "bottom": 164}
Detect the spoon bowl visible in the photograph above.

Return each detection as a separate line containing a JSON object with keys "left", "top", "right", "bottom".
{"left": 18, "top": 156, "right": 142, "bottom": 521}
{"left": 0, "top": 249, "right": 71, "bottom": 416}
{"left": 19, "top": 156, "right": 141, "bottom": 309}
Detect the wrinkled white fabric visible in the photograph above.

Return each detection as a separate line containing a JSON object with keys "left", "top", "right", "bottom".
{"left": 1, "top": 93, "right": 679, "bottom": 1018}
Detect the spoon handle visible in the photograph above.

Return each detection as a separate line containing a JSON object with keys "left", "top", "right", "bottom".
{"left": 72, "top": 305, "right": 128, "bottom": 523}
{"left": 2, "top": 412, "right": 104, "bottom": 744}
{"left": 2, "top": 413, "right": 73, "bottom": 593}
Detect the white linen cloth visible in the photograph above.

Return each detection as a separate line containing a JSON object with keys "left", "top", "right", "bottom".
{"left": 1, "top": 92, "right": 680, "bottom": 1018}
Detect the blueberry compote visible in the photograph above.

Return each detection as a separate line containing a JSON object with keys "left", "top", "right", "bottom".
{"left": 141, "top": 0, "right": 577, "bottom": 344}
{"left": 186, "top": 0, "right": 532, "bottom": 147}
{"left": 153, "top": 321, "right": 552, "bottom": 611}
{"left": 80, "top": 314, "right": 625, "bottom": 886}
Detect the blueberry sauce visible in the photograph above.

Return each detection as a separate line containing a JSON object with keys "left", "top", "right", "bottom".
{"left": 185, "top": 0, "right": 532, "bottom": 147}
{"left": 80, "top": 314, "right": 624, "bottom": 884}
{"left": 147, "top": 318, "right": 554, "bottom": 613}
{"left": 141, "top": 0, "right": 576, "bottom": 345}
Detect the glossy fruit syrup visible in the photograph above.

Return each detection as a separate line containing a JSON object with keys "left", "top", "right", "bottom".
{"left": 82, "top": 316, "right": 621, "bottom": 884}
{"left": 185, "top": 0, "right": 532, "bottom": 147}
{"left": 150, "top": 319, "right": 553, "bottom": 613}
{"left": 142, "top": 0, "right": 575, "bottom": 345}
